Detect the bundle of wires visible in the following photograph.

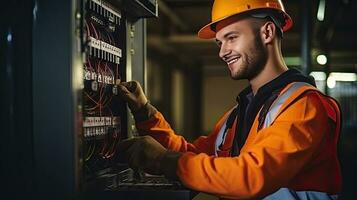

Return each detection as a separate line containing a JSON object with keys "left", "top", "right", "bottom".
{"left": 83, "top": 17, "right": 121, "bottom": 162}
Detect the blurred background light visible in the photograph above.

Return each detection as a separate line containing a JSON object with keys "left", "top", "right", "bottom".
{"left": 310, "top": 71, "right": 327, "bottom": 81}
{"left": 327, "top": 72, "right": 356, "bottom": 88}
{"left": 317, "top": 0, "right": 326, "bottom": 21}
{"left": 317, "top": 54, "right": 327, "bottom": 65}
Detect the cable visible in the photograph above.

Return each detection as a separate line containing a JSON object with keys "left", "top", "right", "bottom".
{"left": 87, "top": 58, "right": 96, "bottom": 72}
{"left": 104, "top": 139, "right": 118, "bottom": 158}
{"left": 105, "top": 62, "right": 114, "bottom": 83}
{"left": 89, "top": 21, "right": 99, "bottom": 39}
{"left": 84, "top": 17, "right": 122, "bottom": 162}
{"left": 85, "top": 142, "right": 96, "bottom": 161}
{"left": 85, "top": 20, "right": 91, "bottom": 37}
{"left": 84, "top": 91, "right": 99, "bottom": 105}
{"left": 100, "top": 138, "right": 109, "bottom": 158}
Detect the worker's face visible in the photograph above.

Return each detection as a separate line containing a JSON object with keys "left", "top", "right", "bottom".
{"left": 215, "top": 17, "right": 267, "bottom": 80}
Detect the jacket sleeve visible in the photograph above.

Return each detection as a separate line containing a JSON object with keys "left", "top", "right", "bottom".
{"left": 135, "top": 110, "right": 230, "bottom": 155}
{"left": 176, "top": 92, "right": 332, "bottom": 199}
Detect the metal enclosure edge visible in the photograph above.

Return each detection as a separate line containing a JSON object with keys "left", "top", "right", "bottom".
{"left": 32, "top": 0, "right": 81, "bottom": 199}
{"left": 125, "top": 17, "right": 147, "bottom": 138}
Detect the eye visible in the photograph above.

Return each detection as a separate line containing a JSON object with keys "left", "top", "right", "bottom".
{"left": 227, "top": 35, "right": 238, "bottom": 42}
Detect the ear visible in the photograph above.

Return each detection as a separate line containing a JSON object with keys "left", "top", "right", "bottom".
{"left": 260, "top": 21, "right": 276, "bottom": 44}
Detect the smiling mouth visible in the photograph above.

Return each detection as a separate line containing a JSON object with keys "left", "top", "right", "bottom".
{"left": 226, "top": 57, "right": 240, "bottom": 65}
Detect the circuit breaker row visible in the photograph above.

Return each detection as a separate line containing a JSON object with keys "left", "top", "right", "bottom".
{"left": 88, "top": 36, "right": 122, "bottom": 64}
{"left": 83, "top": 116, "right": 120, "bottom": 137}
{"left": 86, "top": 0, "right": 122, "bottom": 63}
{"left": 84, "top": 68, "right": 116, "bottom": 84}
{"left": 89, "top": 0, "right": 121, "bottom": 25}
{"left": 84, "top": 116, "right": 120, "bottom": 127}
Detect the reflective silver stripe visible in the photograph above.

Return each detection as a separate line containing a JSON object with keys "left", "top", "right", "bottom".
{"left": 263, "top": 188, "right": 338, "bottom": 200}
{"left": 215, "top": 118, "right": 228, "bottom": 156}
{"left": 215, "top": 106, "right": 237, "bottom": 155}
{"left": 263, "top": 82, "right": 313, "bottom": 129}
{"left": 215, "top": 82, "right": 314, "bottom": 154}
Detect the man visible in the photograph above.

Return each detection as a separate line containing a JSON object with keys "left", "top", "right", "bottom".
{"left": 117, "top": 0, "right": 342, "bottom": 199}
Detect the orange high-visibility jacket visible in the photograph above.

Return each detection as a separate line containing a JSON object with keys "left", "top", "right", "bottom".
{"left": 136, "top": 82, "right": 342, "bottom": 199}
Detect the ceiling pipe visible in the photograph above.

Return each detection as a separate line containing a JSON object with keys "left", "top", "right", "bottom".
{"left": 301, "top": 0, "right": 312, "bottom": 75}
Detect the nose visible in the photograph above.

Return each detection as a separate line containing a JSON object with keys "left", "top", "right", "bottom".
{"left": 219, "top": 43, "right": 231, "bottom": 61}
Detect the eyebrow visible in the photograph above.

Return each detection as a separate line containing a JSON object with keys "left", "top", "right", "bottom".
{"left": 216, "top": 31, "right": 240, "bottom": 43}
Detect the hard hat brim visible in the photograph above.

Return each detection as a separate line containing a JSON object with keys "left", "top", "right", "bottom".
{"left": 198, "top": 9, "right": 293, "bottom": 39}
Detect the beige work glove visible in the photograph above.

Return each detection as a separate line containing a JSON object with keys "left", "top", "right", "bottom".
{"left": 117, "top": 81, "right": 148, "bottom": 112}
{"left": 118, "top": 136, "right": 182, "bottom": 179}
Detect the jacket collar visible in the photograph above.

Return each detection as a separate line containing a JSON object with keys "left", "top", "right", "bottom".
{"left": 236, "top": 68, "right": 316, "bottom": 104}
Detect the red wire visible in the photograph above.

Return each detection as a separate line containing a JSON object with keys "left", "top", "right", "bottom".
{"left": 87, "top": 58, "right": 95, "bottom": 71}
{"left": 105, "top": 62, "right": 114, "bottom": 83}
{"left": 84, "top": 91, "right": 99, "bottom": 105}
{"left": 90, "top": 21, "right": 99, "bottom": 39}
{"left": 85, "top": 20, "right": 91, "bottom": 37}
{"left": 83, "top": 23, "right": 120, "bottom": 158}
{"left": 104, "top": 138, "right": 118, "bottom": 158}
{"left": 102, "top": 96, "right": 112, "bottom": 108}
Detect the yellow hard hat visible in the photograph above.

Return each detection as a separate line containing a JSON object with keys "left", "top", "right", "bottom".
{"left": 198, "top": 0, "right": 293, "bottom": 39}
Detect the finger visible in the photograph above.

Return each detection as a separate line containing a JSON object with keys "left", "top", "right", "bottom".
{"left": 117, "top": 84, "right": 131, "bottom": 95}
{"left": 116, "top": 86, "right": 135, "bottom": 105}
{"left": 120, "top": 81, "right": 137, "bottom": 92}
{"left": 119, "top": 81, "right": 131, "bottom": 88}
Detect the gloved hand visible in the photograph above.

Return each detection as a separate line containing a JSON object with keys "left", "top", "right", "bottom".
{"left": 117, "top": 81, "right": 148, "bottom": 112}
{"left": 118, "top": 136, "right": 167, "bottom": 175}
{"left": 117, "top": 136, "right": 182, "bottom": 179}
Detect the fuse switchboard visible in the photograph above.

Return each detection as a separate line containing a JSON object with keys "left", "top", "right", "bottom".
{"left": 82, "top": 0, "right": 126, "bottom": 178}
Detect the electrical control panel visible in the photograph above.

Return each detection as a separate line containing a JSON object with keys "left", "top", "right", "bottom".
{"left": 23, "top": 0, "right": 190, "bottom": 198}
{"left": 76, "top": 1, "right": 190, "bottom": 199}
{"left": 82, "top": 0, "right": 126, "bottom": 180}
{"left": 81, "top": 0, "right": 159, "bottom": 190}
